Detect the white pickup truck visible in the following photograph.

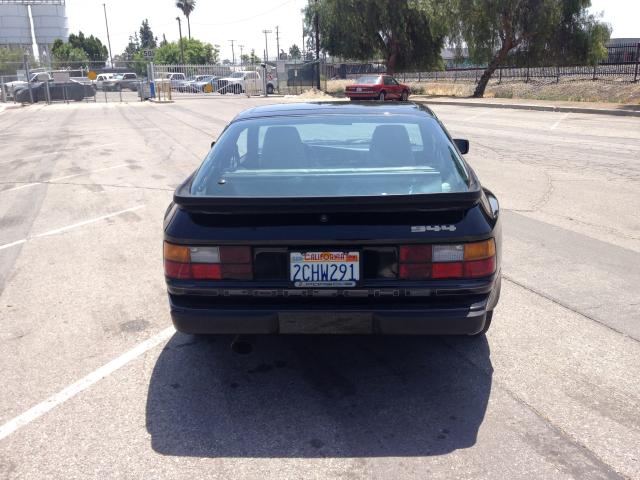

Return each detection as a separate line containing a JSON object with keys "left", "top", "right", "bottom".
{"left": 217, "top": 70, "right": 277, "bottom": 95}
{"left": 3, "top": 72, "right": 52, "bottom": 99}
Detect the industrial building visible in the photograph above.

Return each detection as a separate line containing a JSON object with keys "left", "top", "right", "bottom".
{"left": 0, "top": 0, "right": 69, "bottom": 62}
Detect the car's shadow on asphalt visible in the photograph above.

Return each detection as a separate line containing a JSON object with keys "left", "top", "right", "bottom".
{"left": 146, "top": 334, "right": 492, "bottom": 458}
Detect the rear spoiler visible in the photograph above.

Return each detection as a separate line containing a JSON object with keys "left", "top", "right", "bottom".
{"left": 173, "top": 179, "right": 482, "bottom": 215}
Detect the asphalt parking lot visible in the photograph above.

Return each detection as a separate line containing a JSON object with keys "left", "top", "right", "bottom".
{"left": 0, "top": 97, "right": 639, "bottom": 479}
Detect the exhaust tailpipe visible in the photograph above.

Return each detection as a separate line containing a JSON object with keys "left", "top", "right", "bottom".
{"left": 231, "top": 335, "right": 253, "bottom": 355}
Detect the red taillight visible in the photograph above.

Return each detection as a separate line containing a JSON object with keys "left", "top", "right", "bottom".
{"left": 164, "top": 260, "right": 192, "bottom": 279}
{"left": 164, "top": 242, "right": 252, "bottom": 280}
{"left": 399, "top": 263, "right": 431, "bottom": 280}
{"left": 221, "top": 263, "right": 252, "bottom": 280}
{"left": 220, "top": 246, "right": 252, "bottom": 263}
{"left": 463, "top": 257, "right": 496, "bottom": 278}
{"left": 191, "top": 263, "right": 222, "bottom": 280}
{"left": 432, "top": 262, "right": 464, "bottom": 279}
{"left": 399, "top": 245, "right": 432, "bottom": 263}
{"left": 398, "top": 240, "right": 496, "bottom": 280}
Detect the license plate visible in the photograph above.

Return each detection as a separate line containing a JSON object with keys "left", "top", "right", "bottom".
{"left": 290, "top": 251, "right": 360, "bottom": 287}
{"left": 356, "top": 87, "right": 362, "bottom": 92}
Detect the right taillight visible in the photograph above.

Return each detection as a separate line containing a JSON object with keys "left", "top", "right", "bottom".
{"left": 399, "top": 239, "right": 496, "bottom": 280}
{"left": 164, "top": 242, "right": 252, "bottom": 280}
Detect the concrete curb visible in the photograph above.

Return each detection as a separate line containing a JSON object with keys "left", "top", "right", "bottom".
{"left": 0, "top": 103, "right": 24, "bottom": 113}
{"left": 412, "top": 98, "right": 640, "bottom": 117}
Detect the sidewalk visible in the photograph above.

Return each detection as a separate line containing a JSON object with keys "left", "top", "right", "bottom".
{"left": 411, "top": 95, "right": 640, "bottom": 117}
{"left": 0, "top": 103, "right": 22, "bottom": 115}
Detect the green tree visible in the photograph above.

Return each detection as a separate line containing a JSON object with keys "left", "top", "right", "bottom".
{"left": 154, "top": 38, "right": 218, "bottom": 64}
{"left": 240, "top": 53, "right": 250, "bottom": 65}
{"left": 448, "top": 0, "right": 611, "bottom": 97}
{"left": 0, "top": 48, "right": 36, "bottom": 75}
{"left": 249, "top": 49, "right": 260, "bottom": 65}
{"left": 289, "top": 44, "right": 301, "bottom": 60}
{"left": 51, "top": 38, "right": 89, "bottom": 68}
{"left": 67, "top": 31, "right": 108, "bottom": 64}
{"left": 139, "top": 19, "right": 157, "bottom": 49}
{"left": 175, "top": 0, "right": 196, "bottom": 39}
{"left": 304, "top": 0, "right": 445, "bottom": 74}
{"left": 123, "top": 33, "right": 140, "bottom": 59}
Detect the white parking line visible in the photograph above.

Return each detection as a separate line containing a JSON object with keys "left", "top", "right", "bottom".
{"left": 0, "top": 326, "right": 175, "bottom": 441}
{"left": 2, "top": 164, "right": 130, "bottom": 193}
{"left": 0, "top": 205, "right": 145, "bottom": 251}
{"left": 550, "top": 113, "right": 570, "bottom": 131}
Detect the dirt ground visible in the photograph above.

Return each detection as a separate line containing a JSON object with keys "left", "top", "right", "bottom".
{"left": 326, "top": 78, "right": 640, "bottom": 104}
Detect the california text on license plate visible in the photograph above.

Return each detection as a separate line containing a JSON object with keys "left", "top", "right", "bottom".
{"left": 290, "top": 251, "right": 360, "bottom": 287}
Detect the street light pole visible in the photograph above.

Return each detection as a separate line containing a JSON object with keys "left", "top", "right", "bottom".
{"left": 229, "top": 40, "right": 236, "bottom": 66}
{"left": 275, "top": 25, "right": 280, "bottom": 60}
{"left": 176, "top": 17, "right": 185, "bottom": 64}
{"left": 314, "top": 0, "right": 320, "bottom": 89}
{"left": 262, "top": 29, "right": 272, "bottom": 63}
{"left": 239, "top": 45, "right": 244, "bottom": 65}
{"left": 102, "top": 3, "right": 113, "bottom": 67}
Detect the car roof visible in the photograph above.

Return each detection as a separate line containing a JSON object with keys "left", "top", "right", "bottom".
{"left": 233, "top": 102, "right": 435, "bottom": 121}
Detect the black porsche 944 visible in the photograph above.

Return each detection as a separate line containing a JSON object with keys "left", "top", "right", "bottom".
{"left": 163, "top": 102, "right": 501, "bottom": 336}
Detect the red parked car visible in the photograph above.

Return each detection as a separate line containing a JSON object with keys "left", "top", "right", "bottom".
{"left": 345, "top": 74, "right": 410, "bottom": 101}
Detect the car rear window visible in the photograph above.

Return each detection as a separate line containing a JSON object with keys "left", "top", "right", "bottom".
{"left": 190, "top": 114, "right": 470, "bottom": 198}
{"left": 355, "top": 76, "right": 380, "bottom": 84}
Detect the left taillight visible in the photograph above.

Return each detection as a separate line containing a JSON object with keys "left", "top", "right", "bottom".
{"left": 163, "top": 242, "right": 252, "bottom": 280}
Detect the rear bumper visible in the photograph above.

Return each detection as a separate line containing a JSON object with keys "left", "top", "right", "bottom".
{"left": 169, "top": 295, "right": 491, "bottom": 335}
{"left": 345, "top": 92, "right": 377, "bottom": 100}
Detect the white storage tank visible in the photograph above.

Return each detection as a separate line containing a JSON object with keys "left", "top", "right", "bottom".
{"left": 0, "top": 4, "right": 32, "bottom": 49}
{"left": 31, "top": 3, "right": 69, "bottom": 58}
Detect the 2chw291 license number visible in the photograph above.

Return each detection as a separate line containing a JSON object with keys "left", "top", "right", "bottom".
{"left": 290, "top": 251, "right": 360, "bottom": 287}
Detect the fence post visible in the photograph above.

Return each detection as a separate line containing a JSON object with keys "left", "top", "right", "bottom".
{"left": 592, "top": 64, "right": 597, "bottom": 81}
{"left": 454, "top": 70, "right": 457, "bottom": 83}
{"left": 556, "top": 65, "right": 560, "bottom": 83}
{"left": 498, "top": 67, "right": 502, "bottom": 84}
{"left": 0, "top": 76, "right": 5, "bottom": 103}
{"left": 23, "top": 55, "right": 34, "bottom": 104}
{"left": 418, "top": 72, "right": 421, "bottom": 82}
{"left": 475, "top": 68, "right": 478, "bottom": 84}
{"left": 526, "top": 65, "right": 530, "bottom": 83}
{"left": 45, "top": 79, "right": 51, "bottom": 104}
{"left": 634, "top": 42, "right": 640, "bottom": 82}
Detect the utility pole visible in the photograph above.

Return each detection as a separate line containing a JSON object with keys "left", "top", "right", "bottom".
{"left": 102, "top": 3, "right": 113, "bottom": 66}
{"left": 176, "top": 17, "right": 185, "bottom": 64}
{"left": 314, "top": 0, "right": 320, "bottom": 89}
{"left": 262, "top": 29, "right": 272, "bottom": 63}
{"left": 302, "top": 20, "right": 305, "bottom": 61}
{"left": 230, "top": 40, "right": 237, "bottom": 66}
{"left": 275, "top": 25, "right": 280, "bottom": 60}
{"left": 239, "top": 45, "right": 244, "bottom": 65}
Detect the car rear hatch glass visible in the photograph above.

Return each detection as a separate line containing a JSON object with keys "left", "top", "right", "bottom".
{"left": 187, "top": 114, "right": 473, "bottom": 199}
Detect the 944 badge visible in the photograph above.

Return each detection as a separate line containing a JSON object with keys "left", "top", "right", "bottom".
{"left": 411, "top": 225, "right": 456, "bottom": 233}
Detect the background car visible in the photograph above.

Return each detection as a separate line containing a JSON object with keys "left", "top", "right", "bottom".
{"left": 94, "top": 73, "right": 115, "bottom": 91}
{"left": 345, "top": 74, "right": 410, "bottom": 101}
{"left": 160, "top": 72, "right": 189, "bottom": 92}
{"left": 217, "top": 70, "right": 277, "bottom": 95}
{"left": 186, "top": 74, "right": 218, "bottom": 93}
{"left": 3, "top": 72, "right": 52, "bottom": 100}
{"left": 14, "top": 79, "right": 96, "bottom": 103}
{"left": 101, "top": 72, "right": 139, "bottom": 92}
{"left": 163, "top": 102, "right": 501, "bottom": 337}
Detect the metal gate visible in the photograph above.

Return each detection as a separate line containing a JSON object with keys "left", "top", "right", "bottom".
{"left": 150, "top": 63, "right": 271, "bottom": 98}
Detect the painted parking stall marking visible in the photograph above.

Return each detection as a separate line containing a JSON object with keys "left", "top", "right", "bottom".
{"left": 0, "top": 205, "right": 145, "bottom": 251}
